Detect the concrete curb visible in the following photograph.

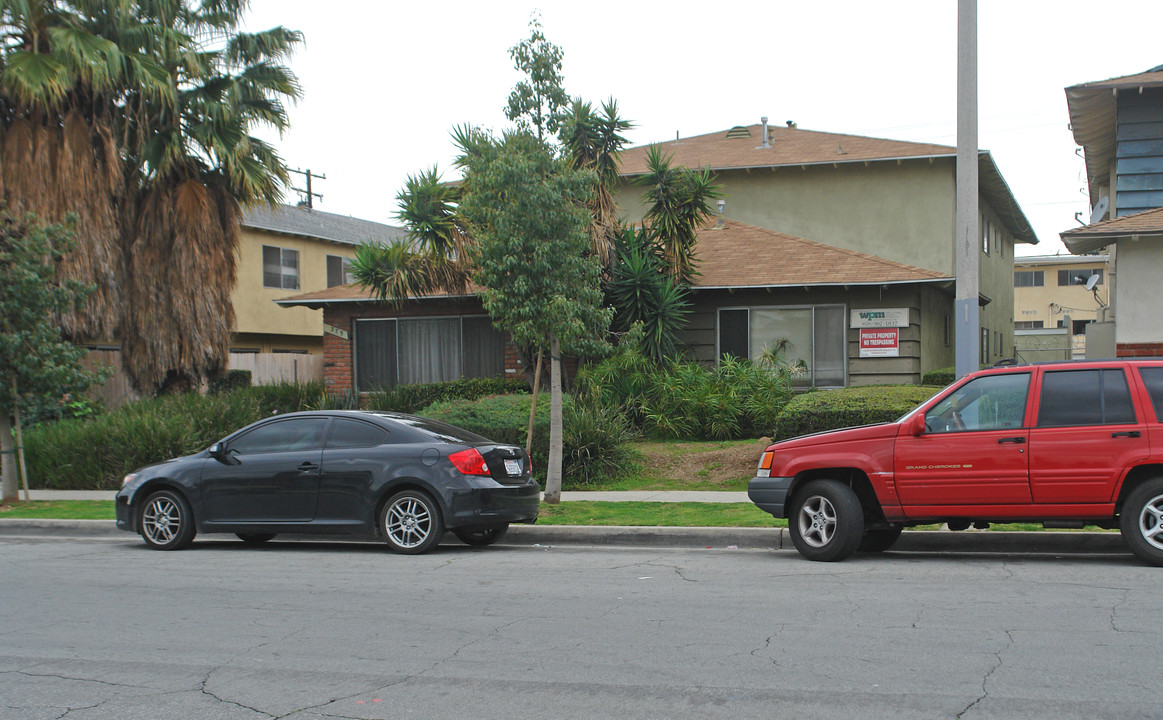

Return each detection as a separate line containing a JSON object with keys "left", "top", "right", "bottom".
{"left": 0, "top": 519, "right": 1130, "bottom": 555}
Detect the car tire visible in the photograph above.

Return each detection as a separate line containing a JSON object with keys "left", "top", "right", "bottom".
{"left": 236, "top": 533, "right": 277, "bottom": 545}
{"left": 1120, "top": 478, "right": 1163, "bottom": 567}
{"left": 381, "top": 490, "right": 444, "bottom": 555}
{"left": 453, "top": 525, "right": 509, "bottom": 547}
{"left": 859, "top": 525, "right": 903, "bottom": 553}
{"left": 139, "top": 489, "right": 196, "bottom": 551}
{"left": 788, "top": 480, "right": 864, "bottom": 562}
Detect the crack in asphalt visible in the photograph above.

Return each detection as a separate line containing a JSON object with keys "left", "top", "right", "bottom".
{"left": 200, "top": 667, "right": 276, "bottom": 718}
{"left": 956, "top": 629, "right": 1013, "bottom": 719}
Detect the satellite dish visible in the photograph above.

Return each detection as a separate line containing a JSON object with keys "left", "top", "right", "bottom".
{"left": 1085, "top": 274, "right": 1100, "bottom": 291}
{"left": 1090, "top": 196, "right": 1110, "bottom": 224}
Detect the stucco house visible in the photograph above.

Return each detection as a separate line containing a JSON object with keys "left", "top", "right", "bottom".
{"left": 614, "top": 120, "right": 1037, "bottom": 381}
{"left": 282, "top": 120, "right": 1037, "bottom": 392}
{"left": 1060, "top": 66, "right": 1163, "bottom": 358}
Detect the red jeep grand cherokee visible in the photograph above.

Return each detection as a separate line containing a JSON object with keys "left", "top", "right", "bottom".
{"left": 748, "top": 359, "right": 1163, "bottom": 565}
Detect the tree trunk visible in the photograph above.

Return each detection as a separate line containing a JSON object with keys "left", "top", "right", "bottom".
{"left": 525, "top": 348, "right": 543, "bottom": 457}
{"left": 543, "top": 335, "right": 564, "bottom": 504}
{"left": 0, "top": 411, "right": 16, "bottom": 503}
{"left": 13, "top": 381, "right": 29, "bottom": 502}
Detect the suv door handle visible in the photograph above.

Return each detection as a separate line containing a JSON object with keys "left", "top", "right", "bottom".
{"left": 998, "top": 436, "right": 1026, "bottom": 444}
{"left": 1112, "top": 430, "right": 1141, "bottom": 438}
{"left": 298, "top": 462, "right": 320, "bottom": 471}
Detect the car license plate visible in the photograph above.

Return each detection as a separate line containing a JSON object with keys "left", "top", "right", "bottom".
{"left": 504, "top": 459, "right": 521, "bottom": 475}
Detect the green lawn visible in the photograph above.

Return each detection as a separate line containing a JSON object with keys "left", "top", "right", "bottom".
{"left": 0, "top": 498, "right": 1111, "bottom": 532}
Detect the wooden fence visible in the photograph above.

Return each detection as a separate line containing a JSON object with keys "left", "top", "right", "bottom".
{"left": 82, "top": 350, "right": 324, "bottom": 409}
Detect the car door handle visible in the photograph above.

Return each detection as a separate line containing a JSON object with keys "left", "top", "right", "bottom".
{"left": 997, "top": 436, "right": 1026, "bottom": 444}
{"left": 1112, "top": 431, "right": 1141, "bottom": 438}
{"left": 297, "top": 462, "right": 320, "bottom": 471}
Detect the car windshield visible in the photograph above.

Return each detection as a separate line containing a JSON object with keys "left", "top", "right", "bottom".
{"left": 386, "top": 415, "right": 491, "bottom": 444}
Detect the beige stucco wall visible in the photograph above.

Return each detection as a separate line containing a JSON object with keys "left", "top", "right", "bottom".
{"left": 1013, "top": 259, "right": 1107, "bottom": 329}
{"left": 1113, "top": 239, "right": 1163, "bottom": 344}
{"left": 617, "top": 157, "right": 1020, "bottom": 366}
{"left": 232, "top": 229, "right": 361, "bottom": 352}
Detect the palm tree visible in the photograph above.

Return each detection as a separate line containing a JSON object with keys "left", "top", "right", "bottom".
{"left": 636, "top": 145, "right": 721, "bottom": 284}
{"left": 0, "top": 0, "right": 302, "bottom": 394}
{"left": 120, "top": 5, "right": 302, "bottom": 392}
{"left": 0, "top": 0, "right": 170, "bottom": 340}
{"left": 558, "top": 97, "right": 631, "bottom": 269}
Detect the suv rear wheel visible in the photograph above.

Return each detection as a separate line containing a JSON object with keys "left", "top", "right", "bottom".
{"left": 1120, "top": 478, "right": 1163, "bottom": 567}
{"left": 788, "top": 480, "right": 864, "bottom": 562}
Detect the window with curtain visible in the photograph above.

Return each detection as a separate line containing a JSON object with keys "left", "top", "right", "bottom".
{"left": 717, "top": 304, "right": 846, "bottom": 387}
{"left": 354, "top": 315, "right": 505, "bottom": 391}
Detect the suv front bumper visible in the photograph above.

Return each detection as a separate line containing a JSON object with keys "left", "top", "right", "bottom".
{"left": 748, "top": 476, "right": 793, "bottom": 518}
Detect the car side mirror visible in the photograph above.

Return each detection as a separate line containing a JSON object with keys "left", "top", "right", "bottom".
{"left": 209, "top": 443, "right": 226, "bottom": 460}
{"left": 908, "top": 413, "right": 927, "bottom": 437}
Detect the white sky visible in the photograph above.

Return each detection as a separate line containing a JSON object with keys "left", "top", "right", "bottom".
{"left": 242, "top": 0, "right": 1163, "bottom": 257}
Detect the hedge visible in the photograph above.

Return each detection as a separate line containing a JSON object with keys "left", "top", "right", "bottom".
{"left": 363, "top": 377, "right": 528, "bottom": 413}
{"left": 772, "top": 385, "right": 942, "bottom": 441}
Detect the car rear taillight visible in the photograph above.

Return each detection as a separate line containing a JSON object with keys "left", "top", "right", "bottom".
{"left": 448, "top": 448, "right": 491, "bottom": 476}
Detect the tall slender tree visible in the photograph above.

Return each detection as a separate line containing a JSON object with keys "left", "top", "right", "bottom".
{"left": 504, "top": 15, "right": 568, "bottom": 143}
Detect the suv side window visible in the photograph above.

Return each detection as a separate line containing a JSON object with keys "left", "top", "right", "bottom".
{"left": 1138, "top": 367, "right": 1163, "bottom": 421}
{"left": 926, "top": 373, "right": 1030, "bottom": 433}
{"left": 1036, "top": 369, "right": 1136, "bottom": 427}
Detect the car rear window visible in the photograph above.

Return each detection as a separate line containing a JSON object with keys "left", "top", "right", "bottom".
{"left": 1037, "top": 369, "right": 1136, "bottom": 427}
{"left": 387, "top": 415, "right": 491, "bottom": 444}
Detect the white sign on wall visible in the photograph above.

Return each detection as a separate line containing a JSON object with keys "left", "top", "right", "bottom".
{"left": 850, "top": 308, "right": 909, "bottom": 328}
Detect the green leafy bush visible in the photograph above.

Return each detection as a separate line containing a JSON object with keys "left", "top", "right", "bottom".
{"left": 921, "top": 367, "right": 956, "bottom": 387}
{"left": 24, "top": 382, "right": 322, "bottom": 490}
{"left": 772, "top": 385, "right": 942, "bottom": 441}
{"left": 421, "top": 393, "right": 635, "bottom": 488}
{"left": 208, "top": 369, "right": 252, "bottom": 395}
{"left": 575, "top": 328, "right": 793, "bottom": 440}
{"left": 363, "top": 377, "right": 528, "bottom": 413}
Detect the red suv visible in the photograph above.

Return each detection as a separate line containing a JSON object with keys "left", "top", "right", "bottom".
{"left": 749, "top": 359, "right": 1163, "bottom": 565}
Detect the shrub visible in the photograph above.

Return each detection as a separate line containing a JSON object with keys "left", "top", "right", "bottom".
{"left": 575, "top": 331, "right": 793, "bottom": 440}
{"left": 23, "top": 382, "right": 322, "bottom": 490}
{"left": 421, "top": 393, "right": 635, "bottom": 488}
{"left": 208, "top": 369, "right": 252, "bottom": 395}
{"left": 921, "top": 367, "right": 956, "bottom": 387}
{"left": 772, "top": 385, "right": 942, "bottom": 441}
{"left": 363, "top": 377, "right": 528, "bottom": 413}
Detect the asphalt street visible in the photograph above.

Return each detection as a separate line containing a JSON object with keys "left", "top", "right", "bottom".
{"left": 1, "top": 534, "right": 1160, "bottom": 719}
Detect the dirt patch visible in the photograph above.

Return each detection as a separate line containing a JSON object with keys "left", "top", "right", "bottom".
{"left": 632, "top": 438, "right": 771, "bottom": 489}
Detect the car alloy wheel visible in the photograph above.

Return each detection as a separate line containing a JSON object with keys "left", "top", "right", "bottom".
{"left": 381, "top": 490, "right": 444, "bottom": 555}
{"left": 788, "top": 479, "right": 864, "bottom": 562}
{"left": 139, "top": 490, "right": 195, "bottom": 550}
{"left": 1121, "top": 478, "right": 1163, "bottom": 567}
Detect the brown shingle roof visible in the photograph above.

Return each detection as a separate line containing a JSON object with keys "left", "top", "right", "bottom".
{"left": 277, "top": 219, "right": 949, "bottom": 309}
{"left": 693, "top": 219, "right": 950, "bottom": 289}
{"left": 617, "top": 123, "right": 955, "bottom": 176}
{"left": 1061, "top": 206, "right": 1163, "bottom": 254}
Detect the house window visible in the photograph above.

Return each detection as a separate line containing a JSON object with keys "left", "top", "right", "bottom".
{"left": 1057, "top": 268, "right": 1103, "bottom": 287}
{"left": 981, "top": 327, "right": 990, "bottom": 363}
{"left": 944, "top": 314, "right": 951, "bottom": 347}
{"left": 263, "top": 246, "right": 300, "bottom": 290}
{"left": 982, "top": 217, "right": 991, "bottom": 255}
{"left": 1013, "top": 270, "right": 1043, "bottom": 288}
{"left": 717, "top": 305, "right": 846, "bottom": 387}
{"left": 327, "top": 255, "right": 355, "bottom": 288}
{"left": 354, "top": 315, "right": 505, "bottom": 391}
{"left": 997, "top": 228, "right": 1004, "bottom": 257}
{"left": 1014, "top": 321, "right": 1044, "bottom": 330}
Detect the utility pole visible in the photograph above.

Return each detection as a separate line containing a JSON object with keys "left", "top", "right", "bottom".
{"left": 290, "top": 167, "right": 325, "bottom": 209}
{"left": 955, "top": 0, "right": 980, "bottom": 379}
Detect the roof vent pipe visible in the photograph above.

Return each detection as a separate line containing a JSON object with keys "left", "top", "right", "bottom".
{"left": 760, "top": 116, "right": 770, "bottom": 148}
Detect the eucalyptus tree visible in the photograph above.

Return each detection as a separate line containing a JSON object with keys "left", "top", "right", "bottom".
{"left": 454, "top": 127, "right": 611, "bottom": 503}
{"left": 504, "top": 15, "right": 568, "bottom": 142}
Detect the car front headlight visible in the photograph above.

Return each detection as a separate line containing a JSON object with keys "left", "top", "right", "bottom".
{"left": 122, "top": 473, "right": 139, "bottom": 487}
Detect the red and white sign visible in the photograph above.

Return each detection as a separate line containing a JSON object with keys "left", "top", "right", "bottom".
{"left": 859, "top": 328, "right": 899, "bottom": 357}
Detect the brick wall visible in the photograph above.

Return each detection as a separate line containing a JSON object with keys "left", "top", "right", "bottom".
{"left": 1117, "top": 342, "right": 1163, "bottom": 358}
{"left": 320, "top": 299, "right": 528, "bottom": 393}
